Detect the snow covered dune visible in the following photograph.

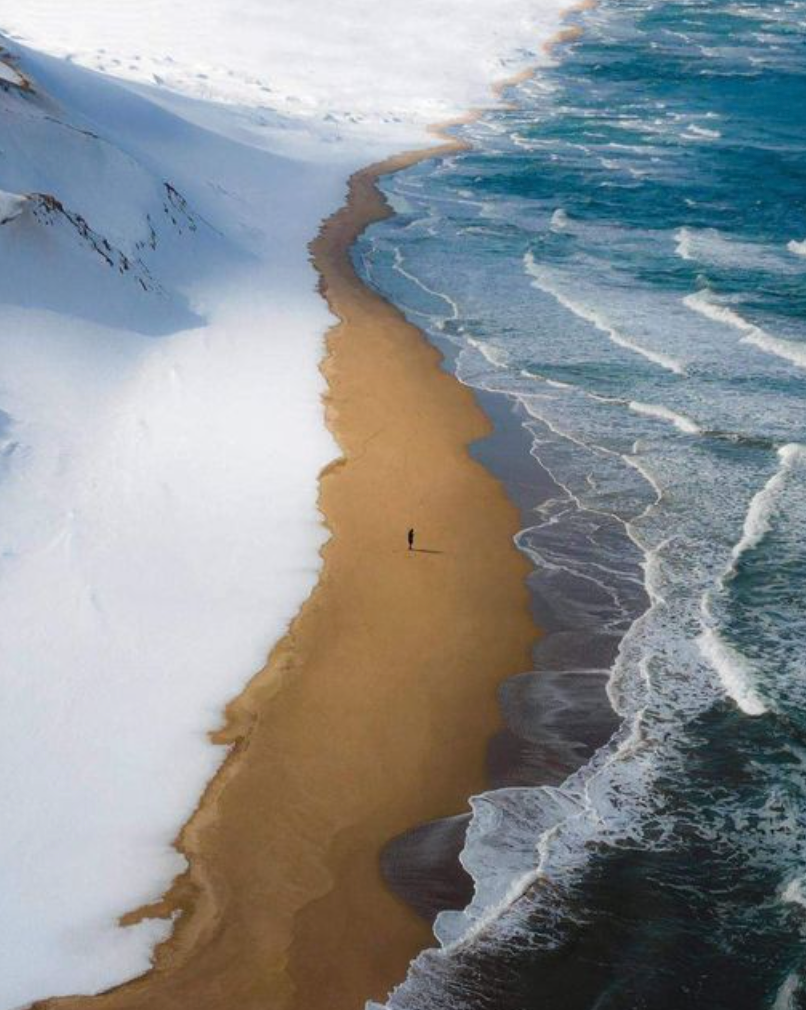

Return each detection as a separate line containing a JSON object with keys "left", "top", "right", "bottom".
{"left": 0, "top": 3, "right": 566, "bottom": 1006}
{"left": 2, "top": 0, "right": 562, "bottom": 138}
{"left": 0, "top": 42, "right": 340, "bottom": 1007}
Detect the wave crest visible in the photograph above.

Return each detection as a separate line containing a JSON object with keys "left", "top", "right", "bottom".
{"left": 683, "top": 288, "right": 806, "bottom": 370}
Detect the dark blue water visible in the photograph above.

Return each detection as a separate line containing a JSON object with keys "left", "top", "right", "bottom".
{"left": 358, "top": 1, "right": 806, "bottom": 1006}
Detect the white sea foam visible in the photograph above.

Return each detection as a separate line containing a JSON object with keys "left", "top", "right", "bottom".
{"left": 674, "top": 226, "right": 696, "bottom": 260}
{"left": 392, "top": 247, "right": 459, "bottom": 321}
{"left": 697, "top": 625, "right": 768, "bottom": 716}
{"left": 623, "top": 453, "right": 665, "bottom": 515}
{"left": 684, "top": 289, "right": 806, "bottom": 370}
{"left": 772, "top": 972, "right": 803, "bottom": 1010}
{"left": 468, "top": 337, "right": 510, "bottom": 369}
{"left": 788, "top": 238, "right": 806, "bottom": 257}
{"left": 696, "top": 444, "right": 806, "bottom": 716}
{"left": 375, "top": 11, "right": 806, "bottom": 1008}
{"left": 675, "top": 227, "right": 800, "bottom": 272}
{"left": 525, "top": 253, "right": 686, "bottom": 375}
{"left": 782, "top": 877, "right": 806, "bottom": 909}
{"left": 728, "top": 444, "right": 806, "bottom": 571}
{"left": 628, "top": 401, "right": 701, "bottom": 434}
{"left": 682, "top": 123, "right": 721, "bottom": 139}
{"left": 550, "top": 207, "right": 570, "bottom": 230}
{"left": 434, "top": 787, "right": 580, "bottom": 948}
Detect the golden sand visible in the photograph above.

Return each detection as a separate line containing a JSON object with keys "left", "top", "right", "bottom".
{"left": 39, "top": 18, "right": 590, "bottom": 1010}
{"left": 39, "top": 141, "right": 534, "bottom": 1010}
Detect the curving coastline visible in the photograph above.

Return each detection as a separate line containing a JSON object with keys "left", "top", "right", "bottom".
{"left": 38, "top": 122, "right": 536, "bottom": 1010}
{"left": 31, "top": 15, "right": 603, "bottom": 1010}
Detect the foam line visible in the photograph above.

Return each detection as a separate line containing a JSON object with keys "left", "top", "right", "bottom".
{"left": 684, "top": 289, "right": 806, "bottom": 371}
{"left": 728, "top": 444, "right": 806, "bottom": 573}
{"left": 526, "top": 253, "right": 686, "bottom": 375}
{"left": 697, "top": 625, "right": 768, "bottom": 717}
{"left": 628, "top": 400, "right": 700, "bottom": 434}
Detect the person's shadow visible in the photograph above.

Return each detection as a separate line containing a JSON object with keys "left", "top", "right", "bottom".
{"left": 410, "top": 548, "right": 444, "bottom": 555}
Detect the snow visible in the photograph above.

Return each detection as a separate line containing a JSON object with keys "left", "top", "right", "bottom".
{"left": 0, "top": 188, "right": 27, "bottom": 223}
{"left": 0, "top": 2, "right": 568, "bottom": 1007}
{"left": 1, "top": 0, "right": 563, "bottom": 152}
{"left": 0, "top": 57, "right": 24, "bottom": 86}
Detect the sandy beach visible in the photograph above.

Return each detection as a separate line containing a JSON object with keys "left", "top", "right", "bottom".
{"left": 32, "top": 20, "right": 603, "bottom": 1010}
{"left": 10, "top": 0, "right": 789, "bottom": 1005}
{"left": 39, "top": 132, "right": 536, "bottom": 1010}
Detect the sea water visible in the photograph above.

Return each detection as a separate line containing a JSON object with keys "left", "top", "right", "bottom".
{"left": 357, "top": 1, "right": 806, "bottom": 1006}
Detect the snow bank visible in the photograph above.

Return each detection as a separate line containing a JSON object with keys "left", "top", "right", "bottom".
{"left": 0, "top": 49, "right": 343, "bottom": 1008}
{"left": 1, "top": 0, "right": 562, "bottom": 151}
{"left": 0, "top": 2, "right": 568, "bottom": 1006}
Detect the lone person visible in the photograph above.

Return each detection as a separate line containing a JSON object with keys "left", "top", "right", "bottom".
{"left": 407, "top": 528, "right": 415, "bottom": 551}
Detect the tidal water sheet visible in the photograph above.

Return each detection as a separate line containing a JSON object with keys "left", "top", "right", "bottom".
{"left": 358, "top": 1, "right": 806, "bottom": 1006}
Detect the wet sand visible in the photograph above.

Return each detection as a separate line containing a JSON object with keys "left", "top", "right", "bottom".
{"left": 40, "top": 131, "right": 535, "bottom": 1010}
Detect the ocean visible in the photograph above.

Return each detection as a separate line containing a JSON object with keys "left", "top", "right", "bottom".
{"left": 356, "top": 1, "right": 806, "bottom": 1006}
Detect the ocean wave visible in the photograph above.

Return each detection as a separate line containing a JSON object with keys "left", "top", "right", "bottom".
{"left": 697, "top": 624, "right": 768, "bottom": 716}
{"left": 727, "top": 443, "right": 806, "bottom": 573}
{"left": 674, "top": 227, "right": 696, "bottom": 261}
{"left": 628, "top": 400, "right": 701, "bottom": 434}
{"left": 782, "top": 877, "right": 806, "bottom": 909}
{"left": 361, "top": 0, "right": 806, "bottom": 997}
{"left": 467, "top": 336, "right": 511, "bottom": 369}
{"left": 525, "top": 253, "right": 687, "bottom": 375}
{"left": 392, "top": 247, "right": 459, "bottom": 321}
{"left": 772, "top": 972, "right": 803, "bottom": 1010}
{"left": 681, "top": 123, "right": 722, "bottom": 140}
{"left": 434, "top": 787, "right": 581, "bottom": 947}
{"left": 410, "top": 382, "right": 668, "bottom": 962}
{"left": 683, "top": 288, "right": 806, "bottom": 370}
{"left": 521, "top": 374, "right": 700, "bottom": 439}
{"left": 694, "top": 446, "right": 806, "bottom": 716}
{"left": 439, "top": 705, "right": 660, "bottom": 956}
{"left": 675, "top": 227, "right": 801, "bottom": 272}
{"left": 788, "top": 238, "right": 806, "bottom": 257}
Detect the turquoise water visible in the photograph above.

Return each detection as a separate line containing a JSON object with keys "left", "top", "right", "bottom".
{"left": 357, "top": 1, "right": 806, "bottom": 1006}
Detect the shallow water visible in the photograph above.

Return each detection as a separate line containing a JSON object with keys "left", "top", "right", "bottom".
{"left": 357, "top": 1, "right": 806, "bottom": 1005}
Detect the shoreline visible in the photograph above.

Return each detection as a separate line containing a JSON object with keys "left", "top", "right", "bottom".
{"left": 38, "top": 15, "right": 589, "bottom": 1010}
{"left": 40, "top": 91, "right": 535, "bottom": 1010}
